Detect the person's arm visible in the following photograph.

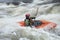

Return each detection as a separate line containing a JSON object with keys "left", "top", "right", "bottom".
{"left": 30, "top": 17, "right": 36, "bottom": 19}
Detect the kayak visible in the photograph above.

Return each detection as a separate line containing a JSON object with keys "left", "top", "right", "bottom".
{"left": 18, "top": 20, "right": 57, "bottom": 29}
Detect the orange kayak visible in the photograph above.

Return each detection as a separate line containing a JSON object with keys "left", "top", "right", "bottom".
{"left": 18, "top": 20, "right": 57, "bottom": 29}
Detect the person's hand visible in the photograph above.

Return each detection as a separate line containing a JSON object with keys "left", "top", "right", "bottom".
{"left": 30, "top": 17, "right": 36, "bottom": 19}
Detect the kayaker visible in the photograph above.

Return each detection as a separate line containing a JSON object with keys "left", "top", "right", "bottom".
{"left": 24, "top": 13, "right": 35, "bottom": 27}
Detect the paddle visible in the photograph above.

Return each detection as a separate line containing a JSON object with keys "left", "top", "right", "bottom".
{"left": 30, "top": 7, "right": 39, "bottom": 27}
{"left": 35, "top": 7, "right": 39, "bottom": 17}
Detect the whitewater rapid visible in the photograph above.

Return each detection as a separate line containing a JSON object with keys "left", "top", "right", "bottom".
{"left": 0, "top": 1, "right": 60, "bottom": 40}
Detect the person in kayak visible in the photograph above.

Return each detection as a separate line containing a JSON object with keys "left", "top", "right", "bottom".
{"left": 24, "top": 13, "right": 42, "bottom": 27}
{"left": 24, "top": 14, "right": 35, "bottom": 27}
